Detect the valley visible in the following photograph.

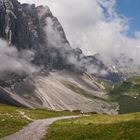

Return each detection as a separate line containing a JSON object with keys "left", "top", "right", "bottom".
{"left": 109, "top": 76, "right": 140, "bottom": 113}
{"left": 0, "top": 105, "right": 140, "bottom": 140}
{"left": 0, "top": 0, "right": 140, "bottom": 139}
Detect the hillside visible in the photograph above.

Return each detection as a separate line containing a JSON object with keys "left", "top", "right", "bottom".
{"left": 109, "top": 76, "right": 140, "bottom": 114}
{"left": 0, "top": 105, "right": 77, "bottom": 138}
{"left": 1, "top": 104, "right": 140, "bottom": 140}
{"left": 0, "top": 70, "right": 119, "bottom": 114}
{"left": 45, "top": 113, "right": 140, "bottom": 140}
{"left": 0, "top": 0, "right": 140, "bottom": 140}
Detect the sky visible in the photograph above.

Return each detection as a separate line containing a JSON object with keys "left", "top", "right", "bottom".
{"left": 117, "top": 0, "right": 140, "bottom": 36}
{"left": 18, "top": 0, "right": 140, "bottom": 37}
{"left": 18, "top": 0, "right": 140, "bottom": 69}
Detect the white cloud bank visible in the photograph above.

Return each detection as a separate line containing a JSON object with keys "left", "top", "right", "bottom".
{"left": 19, "top": 0, "right": 140, "bottom": 69}
{"left": 0, "top": 39, "right": 37, "bottom": 75}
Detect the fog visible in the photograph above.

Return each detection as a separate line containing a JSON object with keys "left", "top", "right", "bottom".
{"left": 0, "top": 39, "right": 37, "bottom": 75}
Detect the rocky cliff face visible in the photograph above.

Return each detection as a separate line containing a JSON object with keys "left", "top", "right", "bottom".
{"left": 0, "top": 0, "right": 71, "bottom": 70}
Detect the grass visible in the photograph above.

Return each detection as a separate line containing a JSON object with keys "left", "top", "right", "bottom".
{"left": 128, "top": 76, "right": 140, "bottom": 84}
{"left": 44, "top": 113, "right": 140, "bottom": 140}
{"left": 0, "top": 105, "right": 30, "bottom": 138}
{"left": 0, "top": 105, "right": 78, "bottom": 138}
{"left": 20, "top": 108, "right": 78, "bottom": 120}
{"left": 109, "top": 77, "right": 140, "bottom": 114}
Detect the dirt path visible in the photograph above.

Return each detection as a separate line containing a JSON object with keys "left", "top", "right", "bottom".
{"left": 1, "top": 116, "right": 79, "bottom": 140}
{"left": 17, "top": 110, "right": 34, "bottom": 121}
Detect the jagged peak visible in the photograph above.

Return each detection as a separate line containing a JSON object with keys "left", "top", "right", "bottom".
{"left": 36, "top": 5, "right": 52, "bottom": 19}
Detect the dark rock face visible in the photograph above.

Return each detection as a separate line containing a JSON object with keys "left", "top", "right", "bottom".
{"left": 0, "top": 0, "right": 45, "bottom": 48}
{"left": 0, "top": 0, "right": 70, "bottom": 69}
{"left": 0, "top": 0, "right": 122, "bottom": 82}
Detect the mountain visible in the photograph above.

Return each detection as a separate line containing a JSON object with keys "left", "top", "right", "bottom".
{"left": 111, "top": 53, "right": 140, "bottom": 79}
{"left": 0, "top": 0, "right": 121, "bottom": 114}
{"left": 0, "top": 0, "right": 71, "bottom": 69}
{"left": 79, "top": 54, "right": 123, "bottom": 82}
{"left": 0, "top": 0, "right": 123, "bottom": 81}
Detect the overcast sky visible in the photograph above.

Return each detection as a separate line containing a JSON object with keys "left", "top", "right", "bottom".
{"left": 18, "top": 0, "right": 140, "bottom": 67}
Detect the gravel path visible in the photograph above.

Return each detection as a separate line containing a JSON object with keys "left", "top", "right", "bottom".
{"left": 1, "top": 116, "right": 79, "bottom": 140}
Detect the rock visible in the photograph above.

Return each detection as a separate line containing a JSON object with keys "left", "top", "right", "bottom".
{"left": 0, "top": 0, "right": 120, "bottom": 114}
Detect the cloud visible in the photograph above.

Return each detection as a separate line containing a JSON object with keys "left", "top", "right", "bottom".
{"left": 0, "top": 39, "right": 37, "bottom": 75}
{"left": 19, "top": 0, "right": 140, "bottom": 71}
{"left": 44, "top": 16, "right": 80, "bottom": 67}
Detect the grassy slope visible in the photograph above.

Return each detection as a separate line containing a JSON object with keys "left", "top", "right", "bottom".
{"left": 0, "top": 105, "right": 77, "bottom": 138}
{"left": 109, "top": 76, "right": 140, "bottom": 114}
{"left": 44, "top": 113, "right": 140, "bottom": 140}
{"left": 20, "top": 108, "right": 78, "bottom": 120}
{"left": 0, "top": 105, "right": 30, "bottom": 138}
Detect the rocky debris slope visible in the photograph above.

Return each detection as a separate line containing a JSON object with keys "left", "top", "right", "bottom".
{"left": 9, "top": 71, "right": 118, "bottom": 114}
